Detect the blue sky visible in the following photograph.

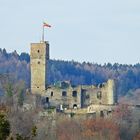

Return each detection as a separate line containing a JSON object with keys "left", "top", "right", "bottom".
{"left": 0, "top": 0, "right": 140, "bottom": 64}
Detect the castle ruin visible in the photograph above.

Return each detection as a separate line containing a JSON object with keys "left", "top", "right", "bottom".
{"left": 30, "top": 41, "right": 117, "bottom": 114}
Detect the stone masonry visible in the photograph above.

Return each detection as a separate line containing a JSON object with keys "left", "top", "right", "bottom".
{"left": 30, "top": 41, "right": 49, "bottom": 94}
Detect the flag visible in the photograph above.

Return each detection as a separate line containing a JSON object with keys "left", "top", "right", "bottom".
{"left": 43, "top": 22, "right": 51, "bottom": 28}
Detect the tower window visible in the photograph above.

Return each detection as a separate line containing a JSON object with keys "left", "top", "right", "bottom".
{"left": 38, "top": 61, "right": 40, "bottom": 64}
{"left": 72, "top": 91, "right": 77, "bottom": 97}
{"left": 62, "top": 91, "right": 67, "bottom": 97}
{"left": 97, "top": 91, "right": 102, "bottom": 99}
{"left": 37, "top": 50, "right": 40, "bottom": 53}
{"left": 46, "top": 97, "right": 49, "bottom": 103}
{"left": 51, "top": 92, "right": 53, "bottom": 96}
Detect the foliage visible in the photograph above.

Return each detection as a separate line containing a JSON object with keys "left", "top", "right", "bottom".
{"left": 16, "top": 134, "right": 28, "bottom": 140}
{"left": 15, "top": 126, "right": 37, "bottom": 140}
{"left": 17, "top": 89, "right": 24, "bottom": 106}
{"left": 113, "top": 104, "right": 132, "bottom": 120}
{"left": 0, "top": 114, "right": 10, "bottom": 140}
{"left": 56, "top": 118, "right": 120, "bottom": 140}
{"left": 5, "top": 83, "right": 14, "bottom": 97}
{"left": 82, "top": 118, "right": 120, "bottom": 140}
{"left": 31, "top": 125, "right": 37, "bottom": 138}
{"left": 56, "top": 119, "right": 83, "bottom": 140}
{"left": 70, "top": 112, "right": 75, "bottom": 118}
{"left": 112, "top": 104, "right": 140, "bottom": 140}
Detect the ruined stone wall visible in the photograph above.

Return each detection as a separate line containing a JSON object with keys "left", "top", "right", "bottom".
{"left": 81, "top": 79, "right": 116, "bottom": 107}
{"left": 41, "top": 79, "right": 115, "bottom": 109}
{"left": 43, "top": 85, "right": 82, "bottom": 109}
{"left": 30, "top": 42, "right": 49, "bottom": 94}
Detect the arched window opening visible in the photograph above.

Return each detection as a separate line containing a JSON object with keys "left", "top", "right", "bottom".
{"left": 73, "top": 104, "right": 77, "bottom": 109}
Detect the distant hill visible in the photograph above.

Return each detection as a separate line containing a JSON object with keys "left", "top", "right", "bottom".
{"left": 0, "top": 48, "right": 140, "bottom": 96}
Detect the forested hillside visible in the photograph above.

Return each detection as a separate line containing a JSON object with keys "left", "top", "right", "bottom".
{"left": 0, "top": 48, "right": 140, "bottom": 96}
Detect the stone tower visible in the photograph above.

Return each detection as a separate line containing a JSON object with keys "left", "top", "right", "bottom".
{"left": 30, "top": 41, "right": 49, "bottom": 94}
{"left": 107, "top": 79, "right": 115, "bottom": 105}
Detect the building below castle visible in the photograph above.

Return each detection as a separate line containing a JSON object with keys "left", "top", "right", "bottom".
{"left": 30, "top": 41, "right": 117, "bottom": 114}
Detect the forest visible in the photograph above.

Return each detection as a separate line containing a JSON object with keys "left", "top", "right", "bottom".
{"left": 0, "top": 48, "right": 140, "bottom": 98}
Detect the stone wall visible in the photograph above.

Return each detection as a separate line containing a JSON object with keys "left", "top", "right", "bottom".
{"left": 41, "top": 79, "right": 116, "bottom": 110}
{"left": 43, "top": 84, "right": 82, "bottom": 109}
{"left": 81, "top": 79, "right": 116, "bottom": 107}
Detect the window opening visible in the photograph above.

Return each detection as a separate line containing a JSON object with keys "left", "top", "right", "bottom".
{"left": 73, "top": 104, "right": 77, "bottom": 109}
{"left": 46, "top": 97, "right": 49, "bottom": 103}
{"left": 62, "top": 91, "right": 67, "bottom": 97}
{"left": 51, "top": 92, "right": 53, "bottom": 96}
{"left": 97, "top": 91, "right": 102, "bottom": 99}
{"left": 72, "top": 91, "right": 77, "bottom": 97}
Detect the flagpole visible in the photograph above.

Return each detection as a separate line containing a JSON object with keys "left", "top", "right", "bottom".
{"left": 42, "top": 25, "right": 44, "bottom": 42}
{"left": 42, "top": 21, "right": 51, "bottom": 42}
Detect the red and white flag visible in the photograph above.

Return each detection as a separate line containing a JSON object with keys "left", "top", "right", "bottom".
{"left": 43, "top": 22, "right": 51, "bottom": 28}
